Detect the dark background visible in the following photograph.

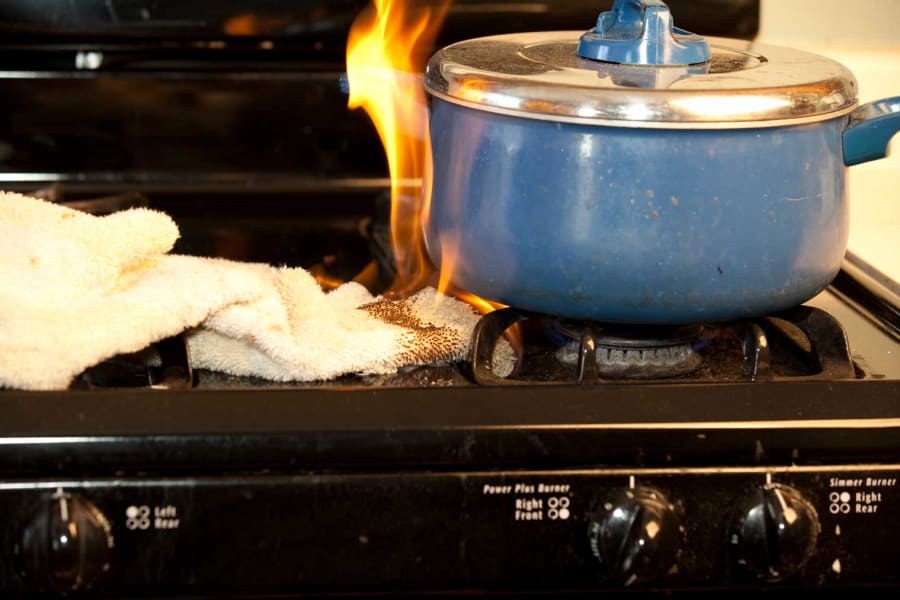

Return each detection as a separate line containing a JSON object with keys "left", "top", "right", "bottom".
{"left": 0, "top": 0, "right": 760, "bottom": 193}
{"left": 0, "top": 1, "right": 759, "bottom": 45}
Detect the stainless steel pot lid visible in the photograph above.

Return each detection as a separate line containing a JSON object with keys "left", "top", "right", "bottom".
{"left": 423, "top": 0, "right": 859, "bottom": 129}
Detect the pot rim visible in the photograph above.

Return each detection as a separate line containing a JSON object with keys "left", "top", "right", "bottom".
{"left": 426, "top": 88, "right": 859, "bottom": 130}
{"left": 425, "top": 33, "right": 860, "bottom": 130}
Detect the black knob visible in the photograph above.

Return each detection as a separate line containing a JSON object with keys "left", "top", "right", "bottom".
{"left": 728, "top": 483, "right": 820, "bottom": 581}
{"left": 18, "top": 490, "right": 113, "bottom": 593}
{"left": 587, "top": 486, "right": 682, "bottom": 584}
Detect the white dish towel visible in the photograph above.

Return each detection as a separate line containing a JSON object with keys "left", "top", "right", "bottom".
{"left": 0, "top": 191, "right": 513, "bottom": 390}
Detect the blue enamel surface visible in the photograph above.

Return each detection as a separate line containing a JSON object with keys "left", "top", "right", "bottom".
{"left": 577, "top": 0, "right": 710, "bottom": 66}
{"left": 843, "top": 96, "right": 900, "bottom": 166}
{"left": 425, "top": 100, "right": 849, "bottom": 324}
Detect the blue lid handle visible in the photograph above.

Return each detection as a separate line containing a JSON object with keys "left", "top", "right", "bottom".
{"left": 577, "top": 0, "right": 711, "bottom": 66}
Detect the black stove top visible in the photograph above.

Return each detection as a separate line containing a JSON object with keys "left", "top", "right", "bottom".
{"left": 9, "top": 189, "right": 897, "bottom": 393}
{"left": 2, "top": 0, "right": 900, "bottom": 594}
{"left": 2, "top": 187, "right": 900, "bottom": 600}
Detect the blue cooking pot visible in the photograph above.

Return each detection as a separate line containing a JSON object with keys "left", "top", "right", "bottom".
{"left": 422, "top": 0, "right": 900, "bottom": 324}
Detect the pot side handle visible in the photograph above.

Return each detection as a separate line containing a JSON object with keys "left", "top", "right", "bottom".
{"left": 843, "top": 96, "right": 900, "bottom": 166}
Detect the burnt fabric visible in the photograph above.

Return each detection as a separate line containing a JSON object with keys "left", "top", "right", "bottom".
{"left": 0, "top": 191, "right": 513, "bottom": 391}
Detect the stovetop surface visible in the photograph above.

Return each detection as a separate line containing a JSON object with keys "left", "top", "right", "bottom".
{"left": 5, "top": 190, "right": 900, "bottom": 389}
{"left": 6, "top": 190, "right": 900, "bottom": 390}
{"left": 1, "top": 190, "right": 898, "bottom": 475}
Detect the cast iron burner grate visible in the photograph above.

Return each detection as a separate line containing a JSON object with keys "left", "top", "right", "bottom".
{"left": 467, "top": 306, "right": 857, "bottom": 386}
{"left": 73, "top": 336, "right": 194, "bottom": 390}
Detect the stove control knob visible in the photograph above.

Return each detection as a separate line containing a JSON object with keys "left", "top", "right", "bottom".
{"left": 17, "top": 491, "right": 113, "bottom": 593}
{"left": 728, "top": 483, "right": 820, "bottom": 581}
{"left": 587, "top": 486, "right": 682, "bottom": 584}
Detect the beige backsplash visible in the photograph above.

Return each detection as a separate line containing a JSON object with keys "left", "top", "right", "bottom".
{"left": 757, "top": 0, "right": 900, "bottom": 282}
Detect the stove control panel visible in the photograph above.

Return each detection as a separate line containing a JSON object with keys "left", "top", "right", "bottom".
{"left": 1, "top": 466, "right": 898, "bottom": 596}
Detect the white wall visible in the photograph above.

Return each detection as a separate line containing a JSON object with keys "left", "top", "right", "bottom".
{"left": 759, "top": 0, "right": 900, "bottom": 49}
{"left": 758, "top": 0, "right": 900, "bottom": 280}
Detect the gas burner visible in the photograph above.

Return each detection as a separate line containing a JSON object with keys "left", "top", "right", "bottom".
{"left": 466, "top": 306, "right": 857, "bottom": 386}
{"left": 555, "top": 324, "right": 704, "bottom": 379}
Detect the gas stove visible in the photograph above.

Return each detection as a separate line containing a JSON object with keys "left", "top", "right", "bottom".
{"left": 1, "top": 188, "right": 898, "bottom": 598}
{"left": 2, "top": 0, "right": 900, "bottom": 597}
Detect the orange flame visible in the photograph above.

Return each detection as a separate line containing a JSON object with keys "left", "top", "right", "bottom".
{"left": 438, "top": 219, "right": 523, "bottom": 355}
{"left": 346, "top": 0, "right": 518, "bottom": 351}
{"left": 224, "top": 13, "right": 287, "bottom": 36}
{"left": 346, "top": 0, "right": 449, "bottom": 292}
{"left": 452, "top": 288, "right": 523, "bottom": 358}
